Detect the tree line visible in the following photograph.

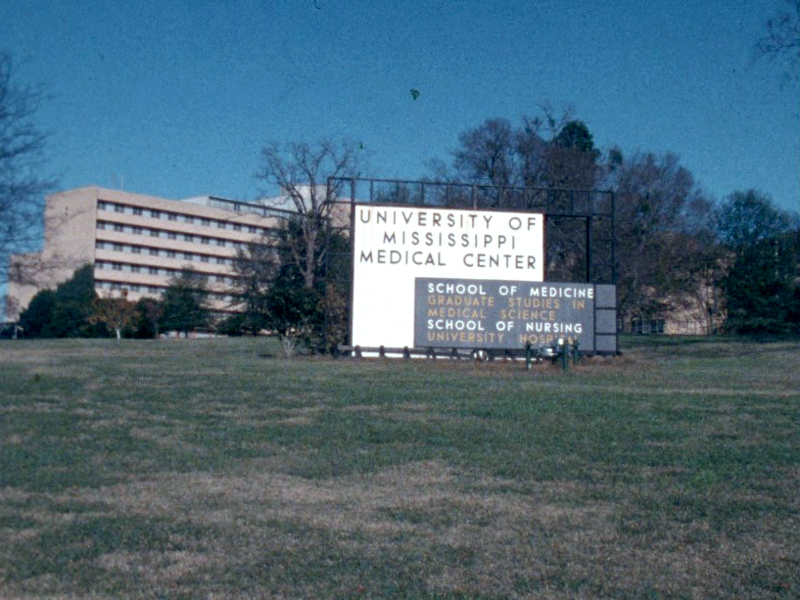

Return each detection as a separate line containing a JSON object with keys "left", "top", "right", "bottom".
{"left": 11, "top": 264, "right": 209, "bottom": 341}
{"left": 11, "top": 120, "right": 800, "bottom": 345}
{"left": 431, "top": 110, "right": 800, "bottom": 335}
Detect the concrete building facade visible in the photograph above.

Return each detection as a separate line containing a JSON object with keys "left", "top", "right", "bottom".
{"left": 5, "top": 187, "right": 292, "bottom": 322}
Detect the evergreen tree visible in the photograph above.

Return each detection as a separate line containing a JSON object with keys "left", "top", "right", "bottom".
{"left": 17, "top": 264, "right": 100, "bottom": 337}
{"left": 160, "top": 268, "right": 211, "bottom": 336}
{"left": 17, "top": 289, "right": 57, "bottom": 337}
{"left": 229, "top": 238, "right": 278, "bottom": 335}
{"left": 49, "top": 264, "right": 100, "bottom": 337}
{"left": 716, "top": 190, "right": 799, "bottom": 333}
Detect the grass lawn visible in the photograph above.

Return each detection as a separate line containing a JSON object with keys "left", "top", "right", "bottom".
{"left": 1, "top": 336, "right": 799, "bottom": 598}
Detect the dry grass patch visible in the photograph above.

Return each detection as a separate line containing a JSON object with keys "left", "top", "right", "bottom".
{"left": 4, "top": 461, "right": 623, "bottom": 598}
{"left": 8, "top": 457, "right": 797, "bottom": 598}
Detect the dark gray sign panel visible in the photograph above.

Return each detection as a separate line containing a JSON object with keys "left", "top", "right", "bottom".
{"left": 414, "top": 278, "right": 616, "bottom": 353}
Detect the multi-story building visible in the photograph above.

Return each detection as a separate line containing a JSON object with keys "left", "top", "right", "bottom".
{"left": 5, "top": 186, "right": 295, "bottom": 322}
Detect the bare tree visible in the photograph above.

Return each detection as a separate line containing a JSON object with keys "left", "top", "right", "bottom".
{"left": 446, "top": 109, "right": 604, "bottom": 281}
{"left": 452, "top": 118, "right": 517, "bottom": 188}
{"left": 610, "top": 152, "right": 716, "bottom": 328}
{"left": 255, "top": 139, "right": 361, "bottom": 289}
{"left": 448, "top": 107, "right": 601, "bottom": 196}
{"left": 0, "top": 52, "right": 54, "bottom": 285}
{"left": 754, "top": 0, "right": 800, "bottom": 80}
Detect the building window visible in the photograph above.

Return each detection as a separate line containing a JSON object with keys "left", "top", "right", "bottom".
{"left": 216, "top": 239, "right": 225, "bottom": 247}
{"left": 131, "top": 246, "right": 141, "bottom": 254}
{"left": 113, "top": 243, "right": 123, "bottom": 252}
{"left": 200, "top": 255, "right": 209, "bottom": 263}
{"left": 150, "top": 210, "right": 161, "bottom": 219}
{"left": 132, "top": 226, "right": 143, "bottom": 235}
{"left": 112, "top": 263, "right": 122, "bottom": 271}
{"left": 131, "top": 265, "right": 140, "bottom": 273}
{"left": 168, "top": 213, "right": 178, "bottom": 221}
{"left": 150, "top": 229, "right": 159, "bottom": 237}
{"left": 216, "top": 221, "right": 226, "bottom": 229}
{"left": 216, "top": 257, "right": 226, "bottom": 265}
{"left": 184, "top": 234, "right": 194, "bottom": 243}
{"left": 184, "top": 253, "right": 194, "bottom": 261}
{"left": 149, "top": 248, "right": 159, "bottom": 256}
{"left": 201, "top": 218, "right": 211, "bottom": 227}
{"left": 233, "top": 224, "right": 242, "bottom": 232}
{"left": 185, "top": 216, "right": 194, "bottom": 225}
{"left": 201, "top": 237, "right": 210, "bottom": 245}
{"left": 113, "top": 224, "right": 124, "bottom": 232}
{"left": 133, "top": 207, "right": 143, "bottom": 216}
{"left": 166, "top": 250, "right": 176, "bottom": 258}
{"left": 149, "top": 267, "right": 159, "bottom": 275}
{"left": 168, "top": 232, "right": 177, "bottom": 240}
{"left": 114, "top": 204, "right": 124, "bottom": 213}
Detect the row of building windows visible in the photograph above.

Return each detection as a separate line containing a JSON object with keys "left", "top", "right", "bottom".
{"left": 95, "top": 261, "right": 237, "bottom": 284}
{"left": 95, "top": 240, "right": 235, "bottom": 265}
{"left": 625, "top": 319, "right": 666, "bottom": 335}
{"left": 95, "top": 280, "right": 236, "bottom": 304}
{"left": 97, "top": 200, "right": 276, "bottom": 236}
{"left": 95, "top": 220, "right": 266, "bottom": 249}
{"left": 96, "top": 280, "right": 164, "bottom": 295}
{"left": 205, "top": 196, "right": 293, "bottom": 219}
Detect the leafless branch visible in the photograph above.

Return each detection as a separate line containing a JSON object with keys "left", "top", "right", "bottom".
{"left": 753, "top": 0, "right": 800, "bottom": 80}
{"left": 0, "top": 52, "right": 55, "bottom": 285}
{"left": 255, "top": 139, "right": 361, "bottom": 288}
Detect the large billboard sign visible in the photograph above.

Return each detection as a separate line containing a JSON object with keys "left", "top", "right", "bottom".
{"left": 351, "top": 205, "right": 544, "bottom": 349}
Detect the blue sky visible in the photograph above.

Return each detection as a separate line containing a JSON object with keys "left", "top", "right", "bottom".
{"left": 2, "top": 0, "right": 798, "bottom": 213}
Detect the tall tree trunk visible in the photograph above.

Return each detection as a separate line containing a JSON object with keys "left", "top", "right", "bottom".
{"left": 304, "top": 226, "right": 317, "bottom": 289}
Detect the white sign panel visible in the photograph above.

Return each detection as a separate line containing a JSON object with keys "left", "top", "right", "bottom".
{"left": 351, "top": 205, "right": 544, "bottom": 348}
